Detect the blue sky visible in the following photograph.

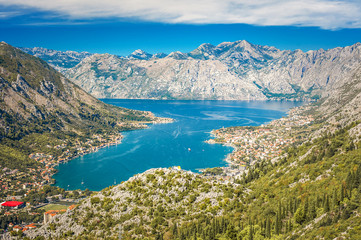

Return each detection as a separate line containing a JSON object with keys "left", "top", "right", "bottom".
{"left": 1, "top": 0, "right": 361, "bottom": 56}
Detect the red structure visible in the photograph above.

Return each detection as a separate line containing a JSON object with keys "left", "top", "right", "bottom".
{"left": 1, "top": 201, "right": 24, "bottom": 209}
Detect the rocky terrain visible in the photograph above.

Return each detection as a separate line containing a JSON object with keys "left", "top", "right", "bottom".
{"left": 26, "top": 168, "right": 242, "bottom": 239}
{"left": 19, "top": 47, "right": 92, "bottom": 74}
{"left": 0, "top": 42, "right": 162, "bottom": 140}
{"left": 25, "top": 40, "right": 361, "bottom": 100}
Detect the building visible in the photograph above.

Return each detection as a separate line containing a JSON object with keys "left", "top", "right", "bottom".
{"left": 1, "top": 201, "right": 25, "bottom": 209}
{"left": 43, "top": 210, "right": 66, "bottom": 224}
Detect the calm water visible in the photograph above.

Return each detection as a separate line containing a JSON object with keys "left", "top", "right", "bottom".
{"left": 54, "top": 100, "right": 302, "bottom": 191}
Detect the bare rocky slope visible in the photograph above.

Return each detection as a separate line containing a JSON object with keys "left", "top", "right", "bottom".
{"left": 59, "top": 40, "right": 361, "bottom": 100}
{"left": 20, "top": 47, "right": 92, "bottom": 74}
{"left": 0, "top": 42, "right": 161, "bottom": 141}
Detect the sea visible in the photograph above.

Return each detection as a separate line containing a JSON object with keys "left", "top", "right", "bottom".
{"left": 53, "top": 100, "right": 302, "bottom": 191}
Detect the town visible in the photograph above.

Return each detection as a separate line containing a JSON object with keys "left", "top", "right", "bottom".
{"left": 204, "top": 108, "right": 314, "bottom": 180}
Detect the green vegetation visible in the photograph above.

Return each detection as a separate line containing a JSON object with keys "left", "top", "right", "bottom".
{"left": 40, "top": 204, "right": 69, "bottom": 212}
{"left": 34, "top": 122, "right": 361, "bottom": 239}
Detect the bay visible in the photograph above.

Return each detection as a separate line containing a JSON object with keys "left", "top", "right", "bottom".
{"left": 54, "top": 100, "right": 302, "bottom": 191}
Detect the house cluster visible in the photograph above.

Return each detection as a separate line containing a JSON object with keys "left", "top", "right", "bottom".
{"left": 6, "top": 222, "right": 37, "bottom": 233}
{"left": 1, "top": 133, "right": 122, "bottom": 200}
{"left": 210, "top": 126, "right": 295, "bottom": 166}
{"left": 0, "top": 201, "right": 40, "bottom": 233}
{"left": 267, "top": 113, "right": 314, "bottom": 128}
{"left": 206, "top": 112, "right": 314, "bottom": 179}
{"left": 0, "top": 167, "right": 48, "bottom": 195}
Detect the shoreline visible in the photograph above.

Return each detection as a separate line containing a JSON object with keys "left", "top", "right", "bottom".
{"left": 203, "top": 105, "right": 314, "bottom": 178}
{"left": 41, "top": 117, "right": 174, "bottom": 191}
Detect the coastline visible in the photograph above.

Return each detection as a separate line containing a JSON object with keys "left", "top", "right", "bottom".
{"left": 34, "top": 117, "right": 174, "bottom": 191}
{"left": 203, "top": 106, "right": 315, "bottom": 179}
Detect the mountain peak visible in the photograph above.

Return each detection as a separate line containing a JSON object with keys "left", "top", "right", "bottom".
{"left": 129, "top": 49, "right": 152, "bottom": 60}
{"left": 151, "top": 52, "right": 167, "bottom": 59}
{"left": 166, "top": 51, "right": 188, "bottom": 60}
{"left": 188, "top": 43, "right": 216, "bottom": 59}
{"left": 198, "top": 43, "right": 215, "bottom": 49}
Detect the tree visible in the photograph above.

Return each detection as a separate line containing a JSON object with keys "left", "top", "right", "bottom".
{"left": 265, "top": 217, "right": 271, "bottom": 238}
{"left": 308, "top": 200, "right": 317, "bottom": 220}
{"left": 332, "top": 188, "right": 338, "bottom": 209}
{"left": 249, "top": 225, "right": 254, "bottom": 240}
{"left": 172, "top": 223, "right": 178, "bottom": 238}
{"left": 302, "top": 198, "right": 309, "bottom": 221}
{"left": 226, "top": 224, "right": 237, "bottom": 240}
{"left": 294, "top": 207, "right": 304, "bottom": 224}
{"left": 323, "top": 195, "right": 330, "bottom": 213}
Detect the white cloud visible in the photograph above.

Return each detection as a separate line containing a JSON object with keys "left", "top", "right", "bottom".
{"left": 0, "top": 0, "right": 360, "bottom": 29}
{"left": 0, "top": 11, "right": 21, "bottom": 19}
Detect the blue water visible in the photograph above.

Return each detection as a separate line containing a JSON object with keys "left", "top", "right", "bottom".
{"left": 54, "top": 100, "right": 302, "bottom": 191}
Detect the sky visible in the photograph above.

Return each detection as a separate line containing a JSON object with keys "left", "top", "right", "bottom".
{"left": 0, "top": 0, "right": 361, "bottom": 56}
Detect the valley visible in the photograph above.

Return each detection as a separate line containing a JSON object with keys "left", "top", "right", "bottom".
{"left": 1, "top": 40, "right": 361, "bottom": 239}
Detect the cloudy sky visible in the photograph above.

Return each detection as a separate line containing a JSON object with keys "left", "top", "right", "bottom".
{"left": 1, "top": 0, "right": 361, "bottom": 55}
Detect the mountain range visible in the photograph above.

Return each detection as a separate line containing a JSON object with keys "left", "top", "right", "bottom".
{"left": 22, "top": 41, "right": 361, "bottom": 101}
{"left": 20, "top": 47, "right": 93, "bottom": 74}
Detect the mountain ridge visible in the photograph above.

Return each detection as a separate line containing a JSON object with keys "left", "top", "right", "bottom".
{"left": 23, "top": 41, "right": 361, "bottom": 101}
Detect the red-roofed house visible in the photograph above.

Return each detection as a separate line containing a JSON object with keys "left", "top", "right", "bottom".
{"left": 1, "top": 201, "right": 25, "bottom": 209}
{"left": 13, "top": 225, "right": 22, "bottom": 232}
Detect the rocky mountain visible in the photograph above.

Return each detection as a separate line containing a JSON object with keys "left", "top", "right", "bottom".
{"left": 128, "top": 49, "right": 153, "bottom": 60}
{"left": 1, "top": 42, "right": 162, "bottom": 138}
{"left": 27, "top": 168, "right": 239, "bottom": 239}
{"left": 19, "top": 47, "right": 93, "bottom": 74}
{"left": 0, "top": 42, "right": 166, "bottom": 173}
{"left": 62, "top": 40, "right": 361, "bottom": 100}
{"left": 66, "top": 53, "right": 264, "bottom": 99}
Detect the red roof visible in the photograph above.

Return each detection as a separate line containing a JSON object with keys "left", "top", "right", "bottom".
{"left": 1, "top": 201, "right": 24, "bottom": 207}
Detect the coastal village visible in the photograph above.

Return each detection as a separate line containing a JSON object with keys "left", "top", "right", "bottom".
{"left": 1, "top": 133, "right": 123, "bottom": 198}
{"left": 0, "top": 118, "right": 174, "bottom": 236}
{"left": 0, "top": 133, "right": 123, "bottom": 236}
{"left": 204, "top": 107, "right": 314, "bottom": 180}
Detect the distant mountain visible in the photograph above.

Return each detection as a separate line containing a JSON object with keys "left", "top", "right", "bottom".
{"left": 63, "top": 41, "right": 361, "bottom": 100}
{"left": 128, "top": 49, "right": 153, "bottom": 60}
{"left": 19, "top": 47, "right": 93, "bottom": 74}
{"left": 22, "top": 41, "right": 361, "bottom": 101}
{"left": 65, "top": 52, "right": 263, "bottom": 99}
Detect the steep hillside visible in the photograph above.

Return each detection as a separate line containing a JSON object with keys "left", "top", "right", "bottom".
{"left": 0, "top": 42, "right": 161, "bottom": 140}
{"left": 63, "top": 41, "right": 361, "bottom": 100}
{"left": 27, "top": 124, "right": 361, "bottom": 239}
{"left": 0, "top": 42, "right": 167, "bottom": 195}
